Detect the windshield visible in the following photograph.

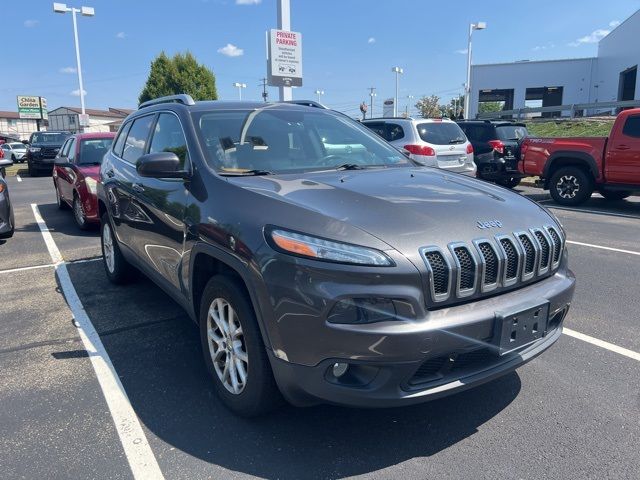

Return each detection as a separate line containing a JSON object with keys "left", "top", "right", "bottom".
{"left": 9, "top": 143, "right": 26, "bottom": 150}
{"left": 79, "top": 138, "right": 113, "bottom": 165}
{"left": 30, "top": 132, "right": 69, "bottom": 144}
{"left": 496, "top": 125, "right": 529, "bottom": 141}
{"left": 417, "top": 122, "right": 467, "bottom": 145}
{"left": 193, "top": 108, "right": 409, "bottom": 175}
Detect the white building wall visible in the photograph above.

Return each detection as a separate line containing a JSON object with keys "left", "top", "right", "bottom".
{"left": 469, "top": 58, "right": 596, "bottom": 118}
{"left": 596, "top": 10, "right": 640, "bottom": 102}
{"left": 0, "top": 117, "right": 40, "bottom": 140}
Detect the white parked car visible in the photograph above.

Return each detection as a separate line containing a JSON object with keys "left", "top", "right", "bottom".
{"left": 0, "top": 142, "right": 28, "bottom": 163}
{"left": 361, "top": 117, "right": 476, "bottom": 176}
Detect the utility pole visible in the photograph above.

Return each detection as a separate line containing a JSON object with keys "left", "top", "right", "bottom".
{"left": 277, "top": 0, "right": 292, "bottom": 101}
{"left": 368, "top": 87, "right": 376, "bottom": 119}
{"left": 259, "top": 78, "right": 268, "bottom": 102}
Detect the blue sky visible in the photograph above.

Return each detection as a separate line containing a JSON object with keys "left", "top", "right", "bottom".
{"left": 3, "top": 0, "right": 639, "bottom": 117}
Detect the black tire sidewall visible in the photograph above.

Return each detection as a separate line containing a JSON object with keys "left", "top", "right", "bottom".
{"left": 550, "top": 167, "right": 592, "bottom": 205}
{"left": 199, "top": 276, "right": 281, "bottom": 417}
{"left": 100, "top": 214, "right": 132, "bottom": 284}
{"left": 73, "top": 195, "right": 88, "bottom": 229}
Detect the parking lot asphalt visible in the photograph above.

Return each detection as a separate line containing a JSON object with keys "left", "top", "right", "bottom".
{"left": 1, "top": 176, "right": 639, "bottom": 480}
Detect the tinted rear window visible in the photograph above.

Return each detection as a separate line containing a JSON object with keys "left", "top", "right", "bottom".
{"left": 496, "top": 125, "right": 529, "bottom": 141}
{"left": 30, "top": 132, "right": 69, "bottom": 144}
{"left": 79, "top": 138, "right": 113, "bottom": 165}
{"left": 622, "top": 115, "right": 640, "bottom": 138}
{"left": 417, "top": 122, "right": 466, "bottom": 145}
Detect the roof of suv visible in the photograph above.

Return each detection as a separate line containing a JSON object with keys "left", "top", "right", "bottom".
{"left": 456, "top": 120, "right": 527, "bottom": 127}
{"left": 363, "top": 117, "right": 457, "bottom": 124}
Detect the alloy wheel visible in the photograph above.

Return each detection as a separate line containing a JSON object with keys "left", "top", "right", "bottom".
{"left": 74, "top": 197, "right": 86, "bottom": 226}
{"left": 102, "top": 223, "right": 115, "bottom": 273}
{"left": 556, "top": 175, "right": 580, "bottom": 199}
{"left": 206, "top": 297, "right": 248, "bottom": 395}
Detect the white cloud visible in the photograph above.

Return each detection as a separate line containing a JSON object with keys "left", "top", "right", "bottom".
{"left": 60, "top": 66, "right": 77, "bottom": 74}
{"left": 455, "top": 48, "right": 468, "bottom": 54}
{"left": 236, "top": 0, "right": 261, "bottom": 4}
{"left": 24, "top": 19, "right": 39, "bottom": 28}
{"left": 70, "top": 89, "right": 87, "bottom": 96}
{"left": 532, "top": 43, "right": 555, "bottom": 52}
{"left": 569, "top": 21, "right": 619, "bottom": 46}
{"left": 115, "top": 31, "right": 127, "bottom": 39}
{"left": 217, "top": 43, "right": 244, "bottom": 57}
{"left": 367, "top": 37, "right": 376, "bottom": 44}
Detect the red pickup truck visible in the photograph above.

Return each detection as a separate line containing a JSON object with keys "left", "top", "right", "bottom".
{"left": 520, "top": 108, "right": 640, "bottom": 205}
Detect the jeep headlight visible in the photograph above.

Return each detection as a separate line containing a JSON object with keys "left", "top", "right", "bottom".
{"left": 268, "top": 228, "right": 393, "bottom": 266}
{"left": 85, "top": 177, "right": 98, "bottom": 195}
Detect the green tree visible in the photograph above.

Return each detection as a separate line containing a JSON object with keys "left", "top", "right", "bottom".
{"left": 139, "top": 51, "right": 218, "bottom": 104}
{"left": 415, "top": 95, "right": 441, "bottom": 118}
{"left": 478, "top": 101, "right": 504, "bottom": 113}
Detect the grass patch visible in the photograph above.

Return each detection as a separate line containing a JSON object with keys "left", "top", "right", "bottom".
{"left": 525, "top": 120, "right": 614, "bottom": 138}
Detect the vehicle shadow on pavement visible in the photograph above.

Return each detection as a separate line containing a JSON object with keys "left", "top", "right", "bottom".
{"left": 61, "top": 261, "right": 522, "bottom": 479}
{"left": 38, "top": 203, "right": 100, "bottom": 238}
{"left": 516, "top": 188, "right": 640, "bottom": 217}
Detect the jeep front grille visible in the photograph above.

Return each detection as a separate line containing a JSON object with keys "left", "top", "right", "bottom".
{"left": 420, "top": 225, "right": 564, "bottom": 306}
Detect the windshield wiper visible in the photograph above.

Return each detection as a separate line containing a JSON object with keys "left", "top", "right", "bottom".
{"left": 218, "top": 169, "right": 273, "bottom": 176}
{"left": 335, "top": 163, "right": 365, "bottom": 170}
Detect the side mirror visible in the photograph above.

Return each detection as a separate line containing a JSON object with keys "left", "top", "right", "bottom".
{"left": 136, "top": 152, "right": 189, "bottom": 179}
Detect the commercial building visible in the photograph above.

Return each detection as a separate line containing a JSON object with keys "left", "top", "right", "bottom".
{"left": 469, "top": 9, "right": 640, "bottom": 118}
{"left": 0, "top": 111, "right": 40, "bottom": 141}
{"left": 47, "top": 107, "right": 133, "bottom": 133}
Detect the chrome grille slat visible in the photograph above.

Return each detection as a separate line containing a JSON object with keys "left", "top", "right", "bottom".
{"left": 421, "top": 225, "right": 563, "bottom": 306}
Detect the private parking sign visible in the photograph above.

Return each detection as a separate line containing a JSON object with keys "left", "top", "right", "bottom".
{"left": 267, "top": 29, "right": 302, "bottom": 87}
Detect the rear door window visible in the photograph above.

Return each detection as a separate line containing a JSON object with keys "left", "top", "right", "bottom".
{"left": 622, "top": 115, "right": 640, "bottom": 138}
{"left": 363, "top": 122, "right": 386, "bottom": 139}
{"left": 496, "top": 125, "right": 529, "bottom": 141}
{"left": 122, "top": 115, "right": 155, "bottom": 164}
{"left": 417, "top": 122, "right": 466, "bottom": 145}
{"left": 386, "top": 123, "right": 405, "bottom": 141}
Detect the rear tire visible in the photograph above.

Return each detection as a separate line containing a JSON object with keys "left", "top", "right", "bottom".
{"left": 600, "top": 190, "right": 631, "bottom": 201}
{"left": 100, "top": 214, "right": 135, "bottom": 284}
{"left": 549, "top": 167, "right": 593, "bottom": 206}
{"left": 497, "top": 176, "right": 521, "bottom": 189}
{"left": 199, "top": 275, "right": 283, "bottom": 417}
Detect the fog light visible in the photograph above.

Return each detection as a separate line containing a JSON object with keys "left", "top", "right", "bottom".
{"left": 332, "top": 362, "right": 349, "bottom": 378}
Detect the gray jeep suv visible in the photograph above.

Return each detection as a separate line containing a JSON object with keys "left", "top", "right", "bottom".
{"left": 98, "top": 95, "right": 575, "bottom": 416}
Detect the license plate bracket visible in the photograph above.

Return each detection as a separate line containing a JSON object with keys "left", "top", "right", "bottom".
{"left": 494, "top": 302, "right": 549, "bottom": 355}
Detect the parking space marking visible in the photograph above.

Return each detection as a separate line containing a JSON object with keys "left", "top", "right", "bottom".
{"left": 30, "top": 204, "right": 165, "bottom": 480}
{"left": 16, "top": 175, "right": 22, "bottom": 182}
{"left": 566, "top": 240, "right": 640, "bottom": 257}
{"left": 564, "top": 328, "right": 640, "bottom": 362}
{"left": 0, "top": 263, "right": 55, "bottom": 275}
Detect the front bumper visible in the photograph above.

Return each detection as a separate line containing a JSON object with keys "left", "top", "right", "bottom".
{"left": 263, "top": 259, "right": 575, "bottom": 407}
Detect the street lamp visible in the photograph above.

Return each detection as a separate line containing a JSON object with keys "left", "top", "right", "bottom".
{"left": 369, "top": 89, "right": 377, "bottom": 119}
{"left": 464, "top": 21, "right": 486, "bottom": 119}
{"left": 233, "top": 82, "right": 247, "bottom": 100}
{"left": 53, "top": 3, "right": 94, "bottom": 130}
{"left": 315, "top": 89, "right": 325, "bottom": 104}
{"left": 405, "top": 95, "right": 414, "bottom": 117}
{"left": 391, "top": 66, "right": 403, "bottom": 117}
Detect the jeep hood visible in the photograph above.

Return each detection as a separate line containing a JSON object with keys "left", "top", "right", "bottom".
{"left": 228, "top": 167, "right": 556, "bottom": 256}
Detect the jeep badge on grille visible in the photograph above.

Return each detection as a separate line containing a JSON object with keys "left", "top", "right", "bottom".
{"left": 476, "top": 220, "right": 502, "bottom": 229}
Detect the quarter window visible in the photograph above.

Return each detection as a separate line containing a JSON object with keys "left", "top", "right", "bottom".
{"left": 60, "top": 138, "right": 72, "bottom": 157}
{"left": 112, "top": 122, "right": 131, "bottom": 158}
{"left": 622, "top": 115, "right": 640, "bottom": 138}
{"left": 149, "top": 113, "right": 189, "bottom": 167}
{"left": 122, "top": 115, "right": 154, "bottom": 164}
{"left": 67, "top": 138, "right": 77, "bottom": 162}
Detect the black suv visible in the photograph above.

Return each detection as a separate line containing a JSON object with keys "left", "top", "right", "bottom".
{"left": 26, "top": 131, "right": 70, "bottom": 176}
{"left": 456, "top": 120, "right": 530, "bottom": 188}
{"left": 98, "top": 95, "right": 574, "bottom": 416}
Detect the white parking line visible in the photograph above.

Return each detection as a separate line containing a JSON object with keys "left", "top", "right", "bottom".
{"left": 566, "top": 240, "right": 640, "bottom": 257}
{"left": 0, "top": 263, "right": 55, "bottom": 275}
{"left": 30, "top": 204, "right": 164, "bottom": 480}
{"left": 16, "top": 174, "right": 22, "bottom": 182}
{"left": 564, "top": 328, "right": 640, "bottom": 362}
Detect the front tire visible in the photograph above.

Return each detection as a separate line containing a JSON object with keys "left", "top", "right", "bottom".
{"left": 100, "top": 214, "right": 135, "bottom": 284}
{"left": 497, "top": 176, "right": 521, "bottom": 189}
{"left": 55, "top": 183, "right": 69, "bottom": 210}
{"left": 73, "top": 195, "right": 90, "bottom": 230}
{"left": 549, "top": 167, "right": 593, "bottom": 206}
{"left": 199, "top": 276, "right": 283, "bottom": 417}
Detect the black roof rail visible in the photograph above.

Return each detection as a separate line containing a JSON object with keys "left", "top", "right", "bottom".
{"left": 139, "top": 94, "right": 196, "bottom": 109}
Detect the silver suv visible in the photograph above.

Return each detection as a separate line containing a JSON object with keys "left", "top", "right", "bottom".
{"left": 362, "top": 117, "right": 476, "bottom": 176}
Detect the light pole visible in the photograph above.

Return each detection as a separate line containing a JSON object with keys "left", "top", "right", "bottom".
{"left": 53, "top": 3, "right": 94, "bottom": 130}
{"left": 391, "top": 66, "right": 403, "bottom": 117}
{"left": 315, "top": 89, "right": 324, "bottom": 104}
{"left": 233, "top": 82, "right": 247, "bottom": 100}
{"left": 464, "top": 21, "right": 486, "bottom": 119}
{"left": 405, "top": 95, "right": 414, "bottom": 117}
{"left": 368, "top": 87, "right": 377, "bottom": 119}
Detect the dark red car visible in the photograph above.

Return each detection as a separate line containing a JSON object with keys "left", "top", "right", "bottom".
{"left": 53, "top": 132, "right": 116, "bottom": 229}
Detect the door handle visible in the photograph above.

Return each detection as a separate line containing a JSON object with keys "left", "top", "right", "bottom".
{"left": 616, "top": 145, "right": 630, "bottom": 150}
{"left": 105, "top": 169, "right": 115, "bottom": 178}
{"left": 132, "top": 183, "right": 145, "bottom": 193}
